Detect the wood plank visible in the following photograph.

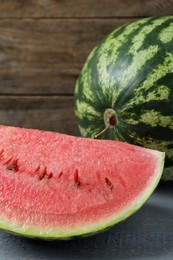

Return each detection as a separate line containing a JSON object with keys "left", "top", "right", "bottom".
{"left": 0, "top": 18, "right": 133, "bottom": 95}
{"left": 0, "top": 95, "right": 80, "bottom": 136}
{"left": 0, "top": 0, "right": 172, "bottom": 18}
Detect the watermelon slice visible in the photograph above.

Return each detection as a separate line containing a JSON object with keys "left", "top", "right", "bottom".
{"left": 0, "top": 125, "right": 164, "bottom": 239}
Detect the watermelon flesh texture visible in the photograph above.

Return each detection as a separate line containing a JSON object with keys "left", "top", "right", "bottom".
{"left": 0, "top": 125, "right": 164, "bottom": 239}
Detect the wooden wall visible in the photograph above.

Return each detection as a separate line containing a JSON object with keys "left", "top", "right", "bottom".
{"left": 0, "top": 0, "right": 173, "bottom": 136}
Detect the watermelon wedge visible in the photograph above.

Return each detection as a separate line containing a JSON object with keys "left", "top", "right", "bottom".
{"left": 0, "top": 125, "right": 164, "bottom": 239}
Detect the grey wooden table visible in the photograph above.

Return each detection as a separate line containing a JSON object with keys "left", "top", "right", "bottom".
{"left": 0, "top": 182, "right": 172, "bottom": 260}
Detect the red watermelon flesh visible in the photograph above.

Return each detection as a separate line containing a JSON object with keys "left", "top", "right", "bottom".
{"left": 0, "top": 125, "right": 164, "bottom": 239}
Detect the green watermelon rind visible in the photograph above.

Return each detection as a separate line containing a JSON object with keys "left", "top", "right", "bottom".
{"left": 0, "top": 150, "right": 165, "bottom": 239}
{"left": 74, "top": 16, "right": 173, "bottom": 181}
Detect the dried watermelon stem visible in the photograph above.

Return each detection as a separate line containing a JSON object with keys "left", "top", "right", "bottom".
{"left": 94, "top": 108, "right": 117, "bottom": 139}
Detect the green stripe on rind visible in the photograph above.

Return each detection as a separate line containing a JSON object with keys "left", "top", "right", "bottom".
{"left": 0, "top": 151, "right": 165, "bottom": 239}
{"left": 163, "top": 167, "right": 173, "bottom": 181}
{"left": 121, "top": 52, "right": 173, "bottom": 114}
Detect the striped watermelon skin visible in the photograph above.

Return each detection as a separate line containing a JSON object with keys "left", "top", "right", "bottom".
{"left": 74, "top": 17, "right": 173, "bottom": 181}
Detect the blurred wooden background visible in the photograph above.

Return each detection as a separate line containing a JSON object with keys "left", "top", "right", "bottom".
{"left": 0, "top": 0, "right": 173, "bottom": 136}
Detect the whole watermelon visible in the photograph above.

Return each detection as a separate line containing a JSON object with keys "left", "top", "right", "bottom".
{"left": 74, "top": 17, "right": 173, "bottom": 181}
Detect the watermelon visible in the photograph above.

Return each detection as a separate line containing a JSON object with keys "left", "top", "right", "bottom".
{"left": 0, "top": 125, "right": 164, "bottom": 239}
{"left": 74, "top": 16, "right": 173, "bottom": 181}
